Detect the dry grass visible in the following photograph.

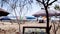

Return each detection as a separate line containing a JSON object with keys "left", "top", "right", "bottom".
{"left": 0, "top": 21, "right": 60, "bottom": 34}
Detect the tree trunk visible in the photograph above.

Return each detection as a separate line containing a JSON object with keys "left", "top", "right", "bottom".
{"left": 44, "top": 6, "right": 50, "bottom": 34}
{"left": 53, "top": 22, "right": 56, "bottom": 34}
{"left": 19, "top": 22, "right": 21, "bottom": 34}
{"left": 14, "top": 9, "right": 21, "bottom": 34}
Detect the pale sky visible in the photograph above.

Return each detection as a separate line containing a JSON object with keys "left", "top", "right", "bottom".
{"left": 0, "top": 0, "right": 60, "bottom": 19}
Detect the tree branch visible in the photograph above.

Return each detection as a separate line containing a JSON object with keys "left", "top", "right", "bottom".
{"left": 47, "top": 0, "right": 50, "bottom": 6}
{"left": 55, "top": 23, "right": 59, "bottom": 31}
{"left": 42, "top": 0, "right": 46, "bottom": 7}
{"left": 48, "top": 0, "right": 57, "bottom": 6}
{"left": 49, "top": 25, "right": 52, "bottom": 31}
{"left": 36, "top": 0, "right": 46, "bottom": 7}
{"left": 36, "top": 0, "right": 43, "bottom": 4}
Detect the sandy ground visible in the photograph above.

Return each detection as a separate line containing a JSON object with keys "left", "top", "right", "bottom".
{"left": 0, "top": 21, "right": 60, "bottom": 34}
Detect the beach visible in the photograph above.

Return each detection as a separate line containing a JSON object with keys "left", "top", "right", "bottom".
{"left": 0, "top": 21, "right": 60, "bottom": 34}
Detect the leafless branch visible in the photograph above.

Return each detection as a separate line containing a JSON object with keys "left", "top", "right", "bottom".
{"left": 36, "top": 0, "right": 43, "bottom": 4}
{"left": 48, "top": 0, "right": 57, "bottom": 6}
{"left": 42, "top": 0, "right": 46, "bottom": 7}
{"left": 47, "top": 0, "right": 50, "bottom": 6}
{"left": 55, "top": 23, "right": 59, "bottom": 31}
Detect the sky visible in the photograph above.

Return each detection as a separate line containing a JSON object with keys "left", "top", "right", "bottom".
{"left": 0, "top": 0, "right": 60, "bottom": 19}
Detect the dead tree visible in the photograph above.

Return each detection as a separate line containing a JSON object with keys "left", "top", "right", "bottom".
{"left": 18, "top": 0, "right": 33, "bottom": 34}
{"left": 36, "top": 0, "right": 57, "bottom": 34}
{"left": 52, "top": 5, "right": 60, "bottom": 34}
{"left": 52, "top": 22, "right": 59, "bottom": 34}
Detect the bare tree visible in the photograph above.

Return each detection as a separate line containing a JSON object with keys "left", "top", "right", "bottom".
{"left": 52, "top": 22, "right": 59, "bottom": 34}
{"left": 4, "top": 0, "right": 33, "bottom": 34}
{"left": 0, "top": 0, "right": 9, "bottom": 8}
{"left": 36, "top": 0, "right": 57, "bottom": 34}
{"left": 7, "top": 0, "right": 18, "bottom": 24}
{"left": 18, "top": 0, "right": 33, "bottom": 20}
{"left": 52, "top": 5, "right": 60, "bottom": 34}
{"left": 18, "top": 0, "right": 33, "bottom": 34}
{"left": 8, "top": 0, "right": 21, "bottom": 34}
